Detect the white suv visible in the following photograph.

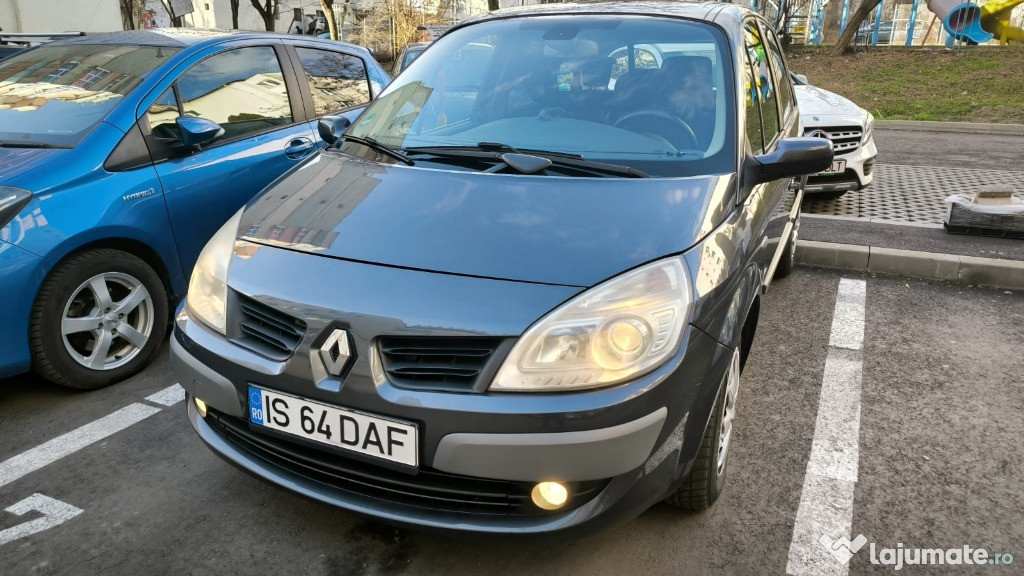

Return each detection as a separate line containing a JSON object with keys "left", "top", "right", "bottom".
{"left": 792, "top": 74, "right": 877, "bottom": 199}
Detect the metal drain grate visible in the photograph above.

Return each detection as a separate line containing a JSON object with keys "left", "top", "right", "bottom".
{"left": 803, "top": 164, "right": 1024, "bottom": 227}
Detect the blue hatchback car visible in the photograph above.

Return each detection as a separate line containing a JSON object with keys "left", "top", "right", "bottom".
{"left": 0, "top": 30, "right": 389, "bottom": 389}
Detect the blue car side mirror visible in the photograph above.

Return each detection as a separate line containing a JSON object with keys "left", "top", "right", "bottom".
{"left": 318, "top": 115, "right": 352, "bottom": 145}
{"left": 176, "top": 117, "right": 225, "bottom": 149}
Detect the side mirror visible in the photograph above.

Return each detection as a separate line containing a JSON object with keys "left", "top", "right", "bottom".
{"left": 176, "top": 117, "right": 224, "bottom": 149}
{"left": 751, "top": 137, "right": 833, "bottom": 185}
{"left": 793, "top": 73, "right": 808, "bottom": 85}
{"left": 318, "top": 115, "right": 352, "bottom": 145}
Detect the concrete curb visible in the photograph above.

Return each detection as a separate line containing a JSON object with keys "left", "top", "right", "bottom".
{"left": 796, "top": 240, "right": 1024, "bottom": 290}
{"left": 876, "top": 120, "right": 1024, "bottom": 136}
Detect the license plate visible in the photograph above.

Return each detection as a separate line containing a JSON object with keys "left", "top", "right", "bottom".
{"left": 248, "top": 386, "right": 418, "bottom": 467}
{"left": 817, "top": 159, "right": 846, "bottom": 175}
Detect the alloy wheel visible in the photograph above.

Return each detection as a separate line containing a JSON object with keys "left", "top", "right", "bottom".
{"left": 716, "top": 347, "right": 742, "bottom": 476}
{"left": 61, "top": 272, "right": 154, "bottom": 371}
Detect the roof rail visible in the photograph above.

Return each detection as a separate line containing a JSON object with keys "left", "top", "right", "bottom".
{"left": 0, "top": 32, "right": 86, "bottom": 39}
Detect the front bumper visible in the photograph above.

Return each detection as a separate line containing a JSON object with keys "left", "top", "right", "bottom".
{"left": 172, "top": 302, "right": 731, "bottom": 536}
{"left": 805, "top": 137, "right": 877, "bottom": 194}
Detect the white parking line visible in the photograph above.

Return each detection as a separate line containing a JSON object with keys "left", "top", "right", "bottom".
{"left": 0, "top": 383, "right": 183, "bottom": 490}
{"left": 786, "top": 278, "right": 867, "bottom": 576}
{"left": 144, "top": 383, "right": 185, "bottom": 407}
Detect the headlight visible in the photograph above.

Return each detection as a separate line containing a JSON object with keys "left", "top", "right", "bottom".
{"left": 0, "top": 186, "right": 33, "bottom": 230}
{"left": 861, "top": 113, "right": 874, "bottom": 144}
{"left": 186, "top": 209, "right": 243, "bottom": 334}
{"left": 491, "top": 257, "right": 692, "bottom": 392}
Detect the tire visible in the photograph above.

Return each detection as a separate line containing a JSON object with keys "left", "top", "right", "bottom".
{"left": 773, "top": 205, "right": 800, "bottom": 280}
{"left": 665, "top": 345, "right": 741, "bottom": 511}
{"left": 30, "top": 249, "right": 169, "bottom": 390}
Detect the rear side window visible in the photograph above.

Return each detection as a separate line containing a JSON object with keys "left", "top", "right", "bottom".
{"left": 743, "top": 21, "right": 780, "bottom": 148}
{"left": 295, "top": 47, "right": 370, "bottom": 115}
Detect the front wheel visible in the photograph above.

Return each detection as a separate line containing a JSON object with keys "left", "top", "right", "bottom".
{"left": 30, "top": 249, "right": 168, "bottom": 390}
{"left": 665, "top": 345, "right": 741, "bottom": 511}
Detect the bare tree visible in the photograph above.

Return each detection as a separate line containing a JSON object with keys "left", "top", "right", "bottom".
{"left": 832, "top": 0, "right": 883, "bottom": 54}
{"left": 250, "top": 0, "right": 281, "bottom": 32}
{"left": 320, "top": 0, "right": 339, "bottom": 39}
{"left": 230, "top": 0, "right": 241, "bottom": 28}
{"left": 119, "top": 0, "right": 144, "bottom": 30}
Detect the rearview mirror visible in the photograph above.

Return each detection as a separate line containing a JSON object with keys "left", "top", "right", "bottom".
{"left": 318, "top": 115, "right": 352, "bottom": 145}
{"left": 176, "top": 117, "right": 224, "bottom": 149}
{"left": 751, "top": 137, "right": 833, "bottom": 185}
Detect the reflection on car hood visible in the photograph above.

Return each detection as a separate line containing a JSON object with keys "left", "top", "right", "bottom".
{"left": 794, "top": 84, "right": 864, "bottom": 121}
{"left": 0, "top": 148, "right": 67, "bottom": 184}
{"left": 238, "top": 153, "right": 728, "bottom": 287}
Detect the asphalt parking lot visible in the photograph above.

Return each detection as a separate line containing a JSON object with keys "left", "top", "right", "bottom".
{"left": 2, "top": 268, "right": 1021, "bottom": 575}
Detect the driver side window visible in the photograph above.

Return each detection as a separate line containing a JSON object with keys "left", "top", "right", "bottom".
{"left": 145, "top": 46, "right": 294, "bottom": 153}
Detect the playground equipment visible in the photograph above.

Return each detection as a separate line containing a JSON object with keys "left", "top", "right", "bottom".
{"left": 980, "top": 0, "right": 1024, "bottom": 43}
{"left": 798, "top": 0, "right": 1024, "bottom": 45}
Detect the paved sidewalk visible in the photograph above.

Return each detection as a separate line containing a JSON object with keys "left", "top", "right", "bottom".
{"left": 803, "top": 164, "right": 1024, "bottom": 227}
{"left": 798, "top": 140, "right": 1024, "bottom": 288}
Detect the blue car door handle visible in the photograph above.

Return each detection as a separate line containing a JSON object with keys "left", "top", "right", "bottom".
{"left": 285, "top": 137, "right": 315, "bottom": 159}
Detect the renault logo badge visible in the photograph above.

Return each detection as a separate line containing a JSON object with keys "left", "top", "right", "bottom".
{"left": 317, "top": 329, "right": 353, "bottom": 378}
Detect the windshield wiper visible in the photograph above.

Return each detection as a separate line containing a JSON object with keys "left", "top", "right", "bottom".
{"left": 0, "top": 141, "right": 66, "bottom": 149}
{"left": 339, "top": 134, "right": 414, "bottom": 166}
{"left": 405, "top": 142, "right": 651, "bottom": 178}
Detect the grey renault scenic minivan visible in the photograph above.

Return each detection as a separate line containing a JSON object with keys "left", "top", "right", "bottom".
{"left": 171, "top": 1, "right": 831, "bottom": 538}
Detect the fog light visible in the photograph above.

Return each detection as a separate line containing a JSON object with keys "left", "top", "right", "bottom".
{"left": 194, "top": 397, "right": 208, "bottom": 418}
{"left": 531, "top": 481, "right": 569, "bottom": 510}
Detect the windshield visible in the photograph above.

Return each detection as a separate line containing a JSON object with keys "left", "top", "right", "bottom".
{"left": 0, "top": 44, "right": 179, "bottom": 148}
{"left": 345, "top": 15, "right": 735, "bottom": 177}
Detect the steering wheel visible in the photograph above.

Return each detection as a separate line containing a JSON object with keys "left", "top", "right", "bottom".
{"left": 614, "top": 110, "right": 699, "bottom": 151}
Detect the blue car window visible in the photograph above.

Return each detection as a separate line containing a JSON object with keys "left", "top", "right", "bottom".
{"left": 146, "top": 87, "right": 180, "bottom": 140}
{"left": 295, "top": 47, "right": 370, "bottom": 116}
{"left": 174, "top": 46, "right": 293, "bottom": 143}
{"left": 0, "top": 44, "right": 180, "bottom": 148}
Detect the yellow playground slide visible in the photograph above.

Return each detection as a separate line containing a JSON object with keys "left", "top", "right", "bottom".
{"left": 981, "top": 0, "right": 1024, "bottom": 44}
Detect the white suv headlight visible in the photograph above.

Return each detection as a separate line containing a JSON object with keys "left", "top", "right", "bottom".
{"left": 490, "top": 257, "right": 693, "bottom": 392}
{"left": 187, "top": 209, "right": 243, "bottom": 334}
{"left": 862, "top": 113, "right": 874, "bottom": 144}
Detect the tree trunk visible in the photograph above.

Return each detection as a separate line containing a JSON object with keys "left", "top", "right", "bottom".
{"left": 488, "top": 0, "right": 500, "bottom": 11}
{"left": 230, "top": 0, "right": 240, "bottom": 28}
{"left": 250, "top": 0, "right": 278, "bottom": 32}
{"left": 832, "top": 0, "right": 883, "bottom": 54}
{"left": 320, "top": 0, "right": 338, "bottom": 40}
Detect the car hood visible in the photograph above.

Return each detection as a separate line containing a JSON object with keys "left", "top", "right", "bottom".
{"left": 794, "top": 84, "right": 865, "bottom": 121}
{"left": 238, "top": 153, "right": 729, "bottom": 287}
{"left": 0, "top": 148, "right": 68, "bottom": 184}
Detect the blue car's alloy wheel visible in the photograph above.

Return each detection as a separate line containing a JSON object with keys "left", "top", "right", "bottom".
{"left": 60, "top": 272, "right": 154, "bottom": 371}
{"left": 30, "top": 249, "right": 168, "bottom": 390}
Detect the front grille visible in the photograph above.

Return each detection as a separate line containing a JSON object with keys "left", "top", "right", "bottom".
{"left": 232, "top": 294, "right": 306, "bottom": 360}
{"left": 805, "top": 126, "right": 862, "bottom": 154}
{"left": 207, "top": 410, "right": 607, "bottom": 516}
{"left": 378, "top": 336, "right": 510, "bottom": 392}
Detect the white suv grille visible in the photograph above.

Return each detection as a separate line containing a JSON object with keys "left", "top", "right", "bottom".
{"left": 804, "top": 126, "right": 863, "bottom": 154}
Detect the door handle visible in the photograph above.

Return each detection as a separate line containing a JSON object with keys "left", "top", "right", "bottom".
{"left": 285, "top": 138, "right": 315, "bottom": 158}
